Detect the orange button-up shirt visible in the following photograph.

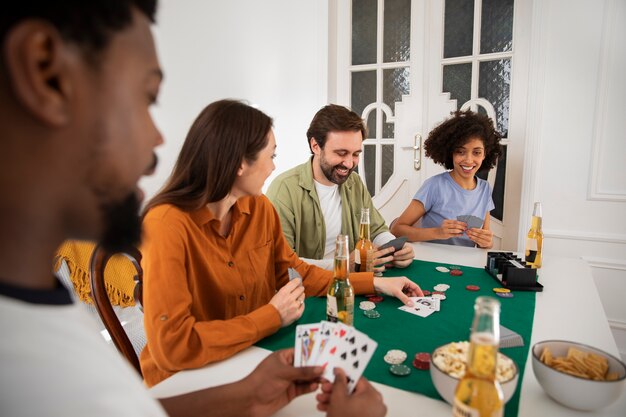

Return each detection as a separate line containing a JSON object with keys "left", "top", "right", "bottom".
{"left": 139, "top": 195, "right": 374, "bottom": 386}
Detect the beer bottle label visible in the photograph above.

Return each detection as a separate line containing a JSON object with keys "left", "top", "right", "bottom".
{"left": 326, "top": 295, "right": 338, "bottom": 322}
{"left": 354, "top": 250, "right": 361, "bottom": 272}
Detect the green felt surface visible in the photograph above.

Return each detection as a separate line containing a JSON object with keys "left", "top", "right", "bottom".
{"left": 257, "top": 259, "right": 535, "bottom": 417}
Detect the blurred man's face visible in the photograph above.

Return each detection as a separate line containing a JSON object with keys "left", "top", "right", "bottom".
{"left": 68, "top": 9, "right": 163, "bottom": 249}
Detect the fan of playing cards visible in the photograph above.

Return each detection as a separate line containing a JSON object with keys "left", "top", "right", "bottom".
{"left": 294, "top": 321, "right": 377, "bottom": 393}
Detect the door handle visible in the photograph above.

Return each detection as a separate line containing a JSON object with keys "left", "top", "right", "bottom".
{"left": 401, "top": 133, "right": 422, "bottom": 171}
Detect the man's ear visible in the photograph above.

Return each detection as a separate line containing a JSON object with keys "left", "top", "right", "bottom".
{"left": 310, "top": 137, "right": 322, "bottom": 155}
{"left": 3, "top": 20, "right": 74, "bottom": 126}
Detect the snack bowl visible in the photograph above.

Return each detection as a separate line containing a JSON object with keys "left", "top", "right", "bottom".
{"left": 532, "top": 340, "right": 626, "bottom": 411}
{"left": 430, "top": 341, "right": 519, "bottom": 405}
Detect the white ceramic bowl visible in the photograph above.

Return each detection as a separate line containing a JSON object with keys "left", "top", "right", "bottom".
{"left": 430, "top": 342, "right": 519, "bottom": 405}
{"left": 532, "top": 340, "right": 626, "bottom": 411}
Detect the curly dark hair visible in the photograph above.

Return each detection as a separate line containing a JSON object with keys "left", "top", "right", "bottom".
{"left": 424, "top": 110, "right": 503, "bottom": 170}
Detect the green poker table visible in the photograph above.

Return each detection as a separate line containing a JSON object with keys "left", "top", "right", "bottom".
{"left": 258, "top": 258, "right": 536, "bottom": 417}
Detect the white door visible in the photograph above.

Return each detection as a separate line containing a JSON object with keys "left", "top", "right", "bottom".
{"left": 330, "top": 0, "right": 531, "bottom": 250}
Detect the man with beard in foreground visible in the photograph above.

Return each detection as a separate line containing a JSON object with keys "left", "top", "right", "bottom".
{"left": 0, "top": 2, "right": 386, "bottom": 416}
{"left": 267, "top": 104, "right": 415, "bottom": 272}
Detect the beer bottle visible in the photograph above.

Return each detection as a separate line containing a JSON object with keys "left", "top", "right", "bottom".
{"left": 453, "top": 296, "right": 503, "bottom": 417}
{"left": 524, "top": 202, "right": 543, "bottom": 268}
{"left": 355, "top": 207, "right": 374, "bottom": 272}
{"left": 326, "top": 235, "right": 354, "bottom": 325}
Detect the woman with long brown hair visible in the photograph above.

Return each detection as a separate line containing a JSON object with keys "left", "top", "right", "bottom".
{"left": 139, "top": 99, "right": 422, "bottom": 386}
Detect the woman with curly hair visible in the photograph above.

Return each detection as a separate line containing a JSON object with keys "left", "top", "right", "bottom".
{"left": 390, "top": 110, "right": 503, "bottom": 248}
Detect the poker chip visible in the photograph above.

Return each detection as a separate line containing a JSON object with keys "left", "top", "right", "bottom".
{"left": 449, "top": 269, "right": 463, "bottom": 276}
{"left": 363, "top": 309, "right": 381, "bottom": 318}
{"left": 432, "top": 291, "right": 445, "bottom": 295}
{"left": 492, "top": 287, "right": 511, "bottom": 293}
{"left": 449, "top": 265, "right": 462, "bottom": 270}
{"left": 435, "top": 266, "right": 450, "bottom": 273}
{"left": 389, "top": 363, "right": 411, "bottom": 376}
{"left": 433, "top": 284, "right": 450, "bottom": 292}
{"left": 384, "top": 349, "right": 407, "bottom": 365}
{"left": 432, "top": 293, "right": 446, "bottom": 300}
{"left": 359, "top": 301, "right": 376, "bottom": 311}
{"left": 412, "top": 352, "right": 431, "bottom": 370}
{"left": 496, "top": 292, "right": 514, "bottom": 298}
{"left": 366, "top": 295, "right": 384, "bottom": 303}
{"left": 422, "top": 290, "right": 431, "bottom": 296}
{"left": 466, "top": 285, "right": 480, "bottom": 292}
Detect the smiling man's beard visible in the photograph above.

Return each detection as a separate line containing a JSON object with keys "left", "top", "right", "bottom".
{"left": 99, "top": 193, "right": 142, "bottom": 253}
{"left": 319, "top": 151, "right": 355, "bottom": 185}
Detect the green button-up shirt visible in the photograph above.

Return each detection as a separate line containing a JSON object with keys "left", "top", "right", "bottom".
{"left": 266, "top": 158, "right": 389, "bottom": 259}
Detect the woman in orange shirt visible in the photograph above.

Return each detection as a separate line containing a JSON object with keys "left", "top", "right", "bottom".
{"left": 139, "top": 99, "right": 423, "bottom": 386}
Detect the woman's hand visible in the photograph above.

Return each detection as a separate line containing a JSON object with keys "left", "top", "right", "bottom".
{"left": 436, "top": 219, "right": 466, "bottom": 240}
{"left": 467, "top": 227, "right": 493, "bottom": 249}
{"left": 269, "top": 278, "right": 305, "bottom": 327}
{"left": 372, "top": 276, "right": 423, "bottom": 306}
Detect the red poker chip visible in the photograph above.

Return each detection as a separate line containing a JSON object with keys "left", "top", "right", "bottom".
{"left": 449, "top": 269, "right": 463, "bottom": 276}
{"left": 432, "top": 291, "right": 445, "bottom": 295}
{"left": 466, "top": 285, "right": 480, "bottom": 291}
{"left": 422, "top": 290, "right": 431, "bottom": 296}
{"left": 412, "top": 355, "right": 430, "bottom": 370}
{"left": 414, "top": 352, "right": 430, "bottom": 363}
{"left": 367, "top": 295, "right": 384, "bottom": 303}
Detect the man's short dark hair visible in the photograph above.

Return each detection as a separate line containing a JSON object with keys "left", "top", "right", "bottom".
{"left": 1, "top": 0, "right": 157, "bottom": 64}
{"left": 306, "top": 104, "right": 367, "bottom": 153}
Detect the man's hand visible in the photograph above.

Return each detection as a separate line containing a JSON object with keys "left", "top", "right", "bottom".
{"left": 390, "top": 243, "right": 413, "bottom": 268}
{"left": 316, "top": 368, "right": 387, "bottom": 417}
{"left": 243, "top": 349, "right": 323, "bottom": 417}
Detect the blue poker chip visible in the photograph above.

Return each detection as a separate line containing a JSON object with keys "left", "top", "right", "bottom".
{"left": 496, "top": 292, "right": 514, "bottom": 298}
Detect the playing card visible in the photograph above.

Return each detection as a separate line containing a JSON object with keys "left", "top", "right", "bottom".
{"left": 330, "top": 329, "right": 377, "bottom": 393}
{"left": 411, "top": 296, "right": 440, "bottom": 312}
{"left": 294, "top": 323, "right": 321, "bottom": 366}
{"left": 318, "top": 322, "right": 353, "bottom": 381}
{"left": 399, "top": 303, "right": 435, "bottom": 317}
{"left": 308, "top": 321, "right": 335, "bottom": 366}
{"left": 457, "top": 215, "right": 469, "bottom": 223}
{"left": 288, "top": 267, "right": 302, "bottom": 282}
{"left": 466, "top": 215, "right": 484, "bottom": 229}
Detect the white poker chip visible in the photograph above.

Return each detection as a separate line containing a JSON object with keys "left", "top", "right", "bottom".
{"left": 384, "top": 349, "right": 407, "bottom": 365}
{"left": 359, "top": 301, "right": 376, "bottom": 311}
{"left": 432, "top": 293, "right": 446, "bottom": 300}
{"left": 434, "top": 284, "right": 450, "bottom": 292}
{"left": 435, "top": 266, "right": 450, "bottom": 273}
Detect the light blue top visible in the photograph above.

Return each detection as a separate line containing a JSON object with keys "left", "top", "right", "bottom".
{"left": 413, "top": 172, "right": 495, "bottom": 247}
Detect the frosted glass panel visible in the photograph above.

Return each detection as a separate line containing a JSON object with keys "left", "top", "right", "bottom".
{"left": 383, "top": 67, "right": 410, "bottom": 137}
{"left": 444, "top": 0, "right": 474, "bottom": 58}
{"left": 352, "top": 0, "right": 377, "bottom": 65}
{"left": 351, "top": 70, "right": 377, "bottom": 137}
{"left": 384, "top": 0, "right": 411, "bottom": 62}
{"left": 479, "top": 59, "right": 511, "bottom": 137}
{"left": 480, "top": 0, "right": 514, "bottom": 54}
{"left": 363, "top": 144, "right": 376, "bottom": 196}
{"left": 382, "top": 145, "right": 394, "bottom": 188}
{"left": 443, "top": 63, "right": 472, "bottom": 108}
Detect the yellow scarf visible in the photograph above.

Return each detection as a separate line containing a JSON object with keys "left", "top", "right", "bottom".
{"left": 54, "top": 240, "right": 137, "bottom": 307}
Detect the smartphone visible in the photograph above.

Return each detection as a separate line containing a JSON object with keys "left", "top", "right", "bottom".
{"left": 379, "top": 236, "right": 408, "bottom": 252}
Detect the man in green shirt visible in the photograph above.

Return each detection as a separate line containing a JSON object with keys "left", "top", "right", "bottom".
{"left": 267, "top": 104, "right": 414, "bottom": 271}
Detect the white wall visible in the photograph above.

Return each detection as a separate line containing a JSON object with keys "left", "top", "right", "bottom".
{"left": 140, "top": 0, "right": 329, "bottom": 200}
{"left": 522, "top": 0, "right": 626, "bottom": 359}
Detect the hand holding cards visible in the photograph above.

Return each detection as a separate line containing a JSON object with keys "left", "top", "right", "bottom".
{"left": 294, "top": 321, "right": 377, "bottom": 393}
